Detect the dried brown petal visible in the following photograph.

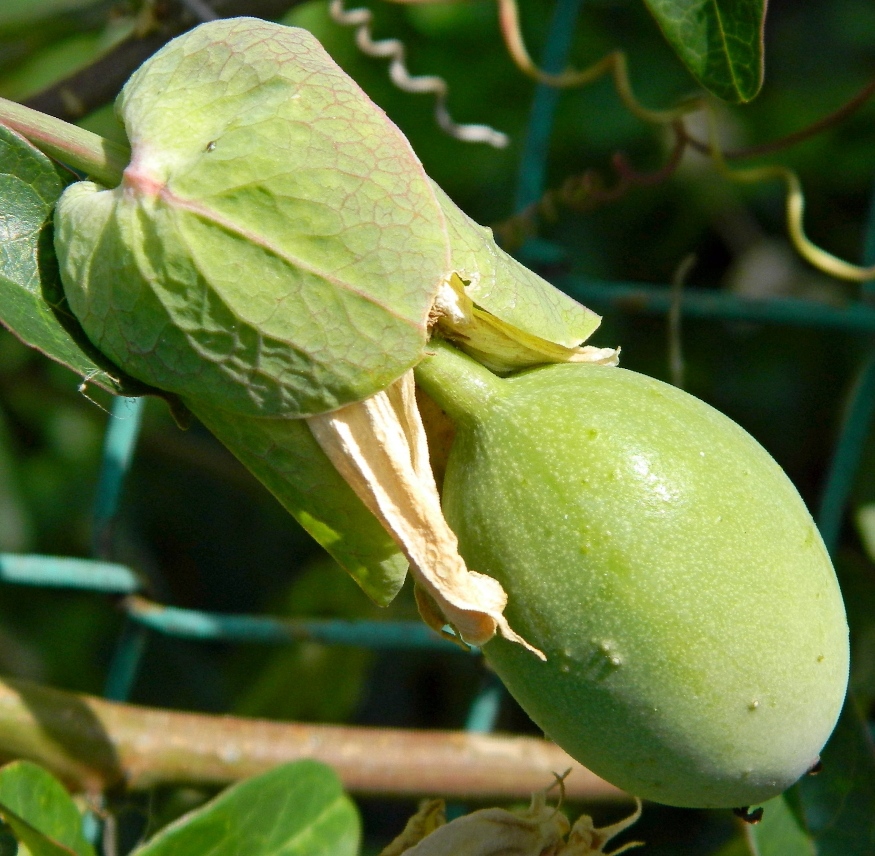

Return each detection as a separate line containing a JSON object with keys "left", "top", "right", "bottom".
{"left": 382, "top": 787, "right": 569, "bottom": 856}
{"left": 379, "top": 799, "right": 447, "bottom": 856}
{"left": 307, "top": 371, "right": 544, "bottom": 658}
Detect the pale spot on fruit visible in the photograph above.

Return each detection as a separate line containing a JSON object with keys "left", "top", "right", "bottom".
{"left": 630, "top": 453, "right": 677, "bottom": 503}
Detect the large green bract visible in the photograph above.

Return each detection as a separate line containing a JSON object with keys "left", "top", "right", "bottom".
{"left": 55, "top": 18, "right": 446, "bottom": 419}
{"left": 415, "top": 342, "right": 849, "bottom": 809}
{"left": 52, "top": 18, "right": 604, "bottom": 604}
{"left": 54, "top": 17, "right": 601, "bottom": 420}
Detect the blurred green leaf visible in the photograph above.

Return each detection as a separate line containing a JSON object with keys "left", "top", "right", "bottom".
{"left": 642, "top": 0, "right": 766, "bottom": 102}
{"left": 855, "top": 504, "right": 875, "bottom": 562}
{"left": 0, "top": 760, "right": 95, "bottom": 856}
{"left": 0, "top": 400, "right": 32, "bottom": 551}
{"left": 0, "top": 34, "right": 103, "bottom": 101}
{"left": 133, "top": 760, "right": 360, "bottom": 856}
{"left": 0, "top": 0, "right": 102, "bottom": 30}
{"left": 0, "top": 123, "right": 139, "bottom": 395}
{"left": 797, "top": 696, "right": 875, "bottom": 854}
{"left": 0, "top": 15, "right": 139, "bottom": 101}
{"left": 712, "top": 836, "right": 754, "bottom": 856}
{"left": 746, "top": 796, "right": 816, "bottom": 856}
{"left": 191, "top": 402, "right": 408, "bottom": 606}
{"left": 233, "top": 558, "right": 377, "bottom": 722}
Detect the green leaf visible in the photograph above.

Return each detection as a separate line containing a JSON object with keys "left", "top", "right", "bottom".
{"left": 233, "top": 557, "right": 376, "bottom": 721}
{"left": 0, "top": 0, "right": 99, "bottom": 30}
{"left": 747, "top": 695, "right": 875, "bottom": 855}
{"left": 55, "top": 19, "right": 608, "bottom": 419}
{"left": 797, "top": 695, "right": 875, "bottom": 854}
{"left": 746, "top": 796, "right": 816, "bottom": 856}
{"left": 0, "top": 760, "right": 95, "bottom": 856}
{"left": 133, "top": 760, "right": 360, "bottom": 856}
{"left": 190, "top": 400, "right": 407, "bottom": 605}
{"left": 642, "top": 0, "right": 767, "bottom": 103}
{"left": 0, "top": 123, "right": 142, "bottom": 396}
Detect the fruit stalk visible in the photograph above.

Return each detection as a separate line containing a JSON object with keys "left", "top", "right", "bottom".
{"left": 0, "top": 96, "right": 129, "bottom": 186}
{"left": 415, "top": 338, "right": 505, "bottom": 425}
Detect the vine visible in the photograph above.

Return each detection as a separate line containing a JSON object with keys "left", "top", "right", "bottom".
{"left": 331, "top": 0, "right": 875, "bottom": 282}
{"left": 490, "top": 0, "right": 875, "bottom": 282}
{"left": 328, "top": 0, "right": 509, "bottom": 147}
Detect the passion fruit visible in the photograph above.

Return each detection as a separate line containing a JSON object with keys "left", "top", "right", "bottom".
{"left": 415, "top": 340, "right": 849, "bottom": 808}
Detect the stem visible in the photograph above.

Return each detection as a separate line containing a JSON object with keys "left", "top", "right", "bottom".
{"left": 682, "top": 76, "right": 875, "bottom": 162}
{"left": 0, "top": 676, "right": 622, "bottom": 801}
{"left": 0, "top": 96, "right": 129, "bottom": 187}
{"left": 414, "top": 339, "right": 503, "bottom": 424}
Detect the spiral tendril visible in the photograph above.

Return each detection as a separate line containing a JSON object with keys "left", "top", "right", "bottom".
{"left": 329, "top": 0, "right": 509, "bottom": 148}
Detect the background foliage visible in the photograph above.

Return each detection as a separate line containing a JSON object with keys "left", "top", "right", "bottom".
{"left": 2, "top": 0, "right": 875, "bottom": 853}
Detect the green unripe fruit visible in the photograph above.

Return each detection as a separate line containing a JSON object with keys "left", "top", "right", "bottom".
{"left": 415, "top": 342, "right": 849, "bottom": 809}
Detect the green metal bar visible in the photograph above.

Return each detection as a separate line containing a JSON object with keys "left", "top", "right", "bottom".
{"left": 464, "top": 673, "right": 504, "bottom": 733}
{"left": 92, "top": 396, "right": 145, "bottom": 558}
{"left": 0, "top": 555, "right": 141, "bottom": 592}
{"left": 0, "top": 553, "right": 465, "bottom": 651}
{"left": 514, "top": 0, "right": 584, "bottom": 210}
{"left": 559, "top": 276, "right": 875, "bottom": 332}
{"left": 815, "top": 176, "right": 875, "bottom": 552}
{"left": 93, "top": 396, "right": 149, "bottom": 703}
{"left": 122, "top": 596, "right": 466, "bottom": 652}
{"left": 103, "top": 620, "right": 149, "bottom": 702}
{"left": 817, "top": 354, "right": 875, "bottom": 553}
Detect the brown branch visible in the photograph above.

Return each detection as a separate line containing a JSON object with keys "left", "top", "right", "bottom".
{"left": 22, "top": 0, "right": 305, "bottom": 122}
{"left": 683, "top": 76, "right": 875, "bottom": 161}
{"left": 0, "top": 676, "right": 625, "bottom": 802}
{"left": 493, "top": 121, "right": 688, "bottom": 250}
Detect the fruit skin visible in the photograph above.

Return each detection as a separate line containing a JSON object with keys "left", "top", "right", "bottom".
{"left": 417, "top": 344, "right": 849, "bottom": 808}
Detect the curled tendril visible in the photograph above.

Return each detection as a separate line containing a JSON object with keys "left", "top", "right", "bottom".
{"left": 496, "top": 0, "right": 702, "bottom": 123}
{"left": 701, "top": 110, "right": 875, "bottom": 282}
{"left": 328, "top": 0, "right": 509, "bottom": 148}
{"left": 493, "top": 0, "right": 875, "bottom": 282}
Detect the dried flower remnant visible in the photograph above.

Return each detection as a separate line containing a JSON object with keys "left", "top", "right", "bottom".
{"left": 433, "top": 274, "right": 619, "bottom": 374}
{"left": 308, "top": 371, "right": 544, "bottom": 658}
{"left": 377, "top": 775, "right": 643, "bottom": 856}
